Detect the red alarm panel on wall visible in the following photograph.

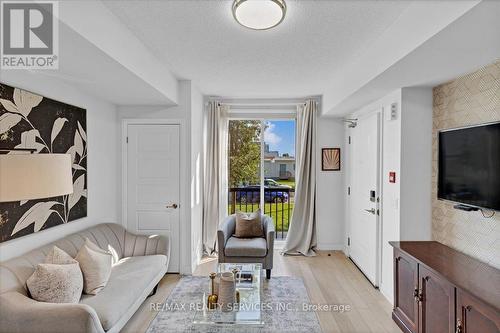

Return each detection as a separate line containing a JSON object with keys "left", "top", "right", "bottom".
{"left": 389, "top": 172, "right": 396, "bottom": 183}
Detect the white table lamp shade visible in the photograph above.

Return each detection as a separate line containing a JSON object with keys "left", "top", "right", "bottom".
{"left": 0, "top": 154, "right": 74, "bottom": 202}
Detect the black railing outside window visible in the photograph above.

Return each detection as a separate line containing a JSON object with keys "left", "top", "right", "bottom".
{"left": 228, "top": 187, "right": 294, "bottom": 240}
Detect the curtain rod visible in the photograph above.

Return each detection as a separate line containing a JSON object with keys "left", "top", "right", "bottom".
{"left": 204, "top": 97, "right": 320, "bottom": 108}
{"left": 206, "top": 96, "right": 319, "bottom": 104}
{"left": 204, "top": 101, "right": 317, "bottom": 108}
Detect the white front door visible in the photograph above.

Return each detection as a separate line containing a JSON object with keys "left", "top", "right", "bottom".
{"left": 349, "top": 111, "right": 380, "bottom": 286}
{"left": 126, "top": 124, "right": 180, "bottom": 272}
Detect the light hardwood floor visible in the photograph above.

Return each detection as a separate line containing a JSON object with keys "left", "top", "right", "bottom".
{"left": 122, "top": 251, "right": 401, "bottom": 333}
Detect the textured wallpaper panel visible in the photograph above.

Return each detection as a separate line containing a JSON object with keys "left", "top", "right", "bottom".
{"left": 432, "top": 60, "right": 500, "bottom": 269}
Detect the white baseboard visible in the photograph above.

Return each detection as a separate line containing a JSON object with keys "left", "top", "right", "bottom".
{"left": 273, "top": 240, "right": 286, "bottom": 250}
{"left": 380, "top": 283, "right": 394, "bottom": 305}
{"left": 191, "top": 249, "right": 203, "bottom": 274}
{"left": 317, "top": 242, "right": 344, "bottom": 251}
{"left": 180, "top": 264, "right": 193, "bottom": 275}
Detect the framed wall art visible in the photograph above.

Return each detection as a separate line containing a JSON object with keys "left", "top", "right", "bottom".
{"left": 322, "top": 148, "right": 340, "bottom": 171}
{"left": 0, "top": 83, "right": 87, "bottom": 242}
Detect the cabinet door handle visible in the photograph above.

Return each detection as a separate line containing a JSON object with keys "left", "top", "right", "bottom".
{"left": 414, "top": 289, "right": 423, "bottom": 303}
{"left": 456, "top": 319, "right": 463, "bottom": 333}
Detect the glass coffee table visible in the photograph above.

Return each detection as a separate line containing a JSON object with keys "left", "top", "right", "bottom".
{"left": 192, "top": 263, "right": 264, "bottom": 326}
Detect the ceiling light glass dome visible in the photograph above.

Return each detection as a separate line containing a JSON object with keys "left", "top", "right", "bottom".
{"left": 232, "top": 0, "right": 286, "bottom": 30}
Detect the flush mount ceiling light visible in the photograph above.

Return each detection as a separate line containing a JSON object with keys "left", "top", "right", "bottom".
{"left": 232, "top": 0, "right": 286, "bottom": 30}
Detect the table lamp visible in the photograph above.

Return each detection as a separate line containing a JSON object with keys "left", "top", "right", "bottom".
{"left": 0, "top": 151, "right": 73, "bottom": 202}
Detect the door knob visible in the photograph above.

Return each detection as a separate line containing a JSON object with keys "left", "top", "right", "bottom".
{"left": 166, "top": 203, "right": 178, "bottom": 209}
{"left": 364, "top": 208, "right": 376, "bottom": 215}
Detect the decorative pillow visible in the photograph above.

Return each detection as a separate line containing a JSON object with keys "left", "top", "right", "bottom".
{"left": 234, "top": 209, "right": 264, "bottom": 238}
{"left": 75, "top": 238, "right": 113, "bottom": 295}
{"left": 44, "top": 245, "right": 76, "bottom": 264}
{"left": 27, "top": 246, "right": 83, "bottom": 303}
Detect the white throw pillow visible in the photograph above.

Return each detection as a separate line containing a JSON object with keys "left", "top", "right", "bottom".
{"left": 75, "top": 238, "right": 112, "bottom": 295}
{"left": 44, "top": 245, "right": 76, "bottom": 264}
{"left": 27, "top": 246, "right": 83, "bottom": 303}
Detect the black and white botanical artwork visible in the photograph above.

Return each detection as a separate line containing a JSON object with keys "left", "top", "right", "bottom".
{"left": 0, "top": 83, "right": 87, "bottom": 242}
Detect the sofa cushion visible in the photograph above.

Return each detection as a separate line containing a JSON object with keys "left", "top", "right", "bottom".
{"left": 76, "top": 239, "right": 113, "bottom": 295}
{"left": 79, "top": 254, "right": 166, "bottom": 331}
{"left": 224, "top": 237, "right": 267, "bottom": 257}
{"left": 26, "top": 246, "right": 84, "bottom": 304}
{"left": 27, "top": 262, "right": 83, "bottom": 304}
{"left": 44, "top": 246, "right": 77, "bottom": 264}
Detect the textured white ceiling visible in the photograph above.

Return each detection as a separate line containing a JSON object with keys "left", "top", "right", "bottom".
{"left": 103, "top": 0, "right": 412, "bottom": 99}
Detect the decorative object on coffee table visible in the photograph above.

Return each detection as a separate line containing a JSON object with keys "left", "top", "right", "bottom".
{"left": 192, "top": 263, "right": 263, "bottom": 327}
{"left": 218, "top": 272, "right": 236, "bottom": 312}
{"left": 207, "top": 272, "right": 218, "bottom": 310}
{"left": 214, "top": 273, "right": 220, "bottom": 295}
{"left": 231, "top": 268, "right": 240, "bottom": 303}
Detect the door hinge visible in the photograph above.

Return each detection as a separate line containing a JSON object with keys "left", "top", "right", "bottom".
{"left": 126, "top": 136, "right": 129, "bottom": 143}
{"left": 377, "top": 209, "right": 380, "bottom": 216}
{"left": 348, "top": 187, "right": 351, "bottom": 195}
{"left": 348, "top": 136, "right": 351, "bottom": 144}
{"left": 347, "top": 237, "right": 350, "bottom": 246}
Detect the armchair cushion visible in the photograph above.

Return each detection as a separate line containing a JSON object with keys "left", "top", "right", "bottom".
{"left": 234, "top": 209, "right": 264, "bottom": 238}
{"left": 224, "top": 237, "right": 267, "bottom": 257}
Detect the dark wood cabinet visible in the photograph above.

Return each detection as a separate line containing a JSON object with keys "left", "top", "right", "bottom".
{"left": 457, "top": 289, "right": 500, "bottom": 333}
{"left": 390, "top": 241, "right": 500, "bottom": 333}
{"left": 418, "top": 265, "right": 454, "bottom": 333}
{"left": 393, "top": 249, "right": 419, "bottom": 333}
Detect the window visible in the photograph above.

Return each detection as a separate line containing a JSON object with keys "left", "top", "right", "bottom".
{"left": 228, "top": 119, "right": 295, "bottom": 239}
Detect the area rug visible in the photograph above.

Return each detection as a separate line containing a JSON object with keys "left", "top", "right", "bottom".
{"left": 146, "top": 276, "right": 322, "bottom": 333}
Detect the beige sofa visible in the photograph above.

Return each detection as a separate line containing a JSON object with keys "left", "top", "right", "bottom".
{"left": 0, "top": 223, "right": 169, "bottom": 333}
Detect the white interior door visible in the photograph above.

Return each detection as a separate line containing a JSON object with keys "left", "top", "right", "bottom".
{"left": 349, "top": 111, "right": 380, "bottom": 286}
{"left": 126, "top": 124, "right": 180, "bottom": 272}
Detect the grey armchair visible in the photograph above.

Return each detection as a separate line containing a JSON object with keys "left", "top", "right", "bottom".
{"left": 217, "top": 214, "right": 275, "bottom": 279}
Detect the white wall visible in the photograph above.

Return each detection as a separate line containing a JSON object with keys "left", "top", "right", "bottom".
{"left": 400, "top": 88, "right": 432, "bottom": 241}
{"left": 0, "top": 70, "right": 119, "bottom": 261}
{"left": 316, "top": 117, "right": 345, "bottom": 250}
{"left": 190, "top": 86, "right": 204, "bottom": 273}
{"left": 379, "top": 90, "right": 402, "bottom": 303}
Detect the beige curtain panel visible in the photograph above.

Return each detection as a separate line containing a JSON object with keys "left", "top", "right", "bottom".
{"left": 281, "top": 99, "right": 317, "bottom": 256}
{"left": 202, "top": 101, "right": 229, "bottom": 254}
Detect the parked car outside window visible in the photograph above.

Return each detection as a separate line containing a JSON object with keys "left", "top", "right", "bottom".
{"left": 233, "top": 180, "right": 290, "bottom": 203}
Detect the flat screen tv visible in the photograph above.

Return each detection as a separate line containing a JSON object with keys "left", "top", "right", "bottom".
{"left": 438, "top": 121, "right": 500, "bottom": 211}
